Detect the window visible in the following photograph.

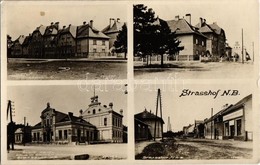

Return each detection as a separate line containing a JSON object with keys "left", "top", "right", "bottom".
{"left": 93, "top": 109, "right": 96, "bottom": 114}
{"left": 104, "top": 118, "right": 107, "bottom": 126}
{"left": 102, "top": 49, "right": 105, "bottom": 52}
{"left": 64, "top": 130, "right": 68, "bottom": 139}
{"left": 93, "top": 49, "right": 97, "bottom": 53}
{"left": 102, "top": 40, "right": 105, "bottom": 45}
{"left": 225, "top": 122, "right": 229, "bottom": 136}
{"left": 236, "top": 119, "right": 242, "bottom": 135}
{"left": 202, "top": 41, "right": 204, "bottom": 46}
{"left": 195, "top": 39, "right": 198, "bottom": 44}
{"left": 33, "top": 133, "right": 37, "bottom": 141}
{"left": 93, "top": 40, "right": 97, "bottom": 45}
{"left": 59, "top": 130, "right": 62, "bottom": 140}
{"left": 37, "top": 132, "right": 40, "bottom": 141}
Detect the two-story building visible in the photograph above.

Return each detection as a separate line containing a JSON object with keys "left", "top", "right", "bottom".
{"left": 167, "top": 15, "right": 207, "bottom": 61}
{"left": 56, "top": 24, "right": 77, "bottom": 58}
{"left": 76, "top": 20, "right": 110, "bottom": 58}
{"left": 31, "top": 103, "right": 97, "bottom": 144}
{"left": 81, "top": 95, "right": 124, "bottom": 143}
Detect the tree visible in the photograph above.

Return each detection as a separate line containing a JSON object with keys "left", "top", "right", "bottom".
{"left": 134, "top": 4, "right": 183, "bottom": 67}
{"left": 134, "top": 4, "right": 157, "bottom": 65}
{"left": 114, "top": 23, "right": 127, "bottom": 59}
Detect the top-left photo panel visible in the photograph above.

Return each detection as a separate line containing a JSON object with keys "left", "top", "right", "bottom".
{"left": 4, "top": 2, "right": 128, "bottom": 80}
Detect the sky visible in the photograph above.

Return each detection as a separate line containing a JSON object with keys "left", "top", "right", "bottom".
{"left": 142, "top": 0, "right": 258, "bottom": 54}
{"left": 7, "top": 84, "right": 128, "bottom": 126}
{"left": 134, "top": 83, "right": 253, "bottom": 132}
{"left": 4, "top": 2, "right": 127, "bottom": 40}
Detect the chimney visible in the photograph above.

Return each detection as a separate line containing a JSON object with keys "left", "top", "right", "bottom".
{"left": 79, "top": 109, "right": 83, "bottom": 116}
{"left": 120, "top": 109, "right": 123, "bottom": 115}
{"left": 204, "top": 19, "right": 206, "bottom": 24}
{"left": 175, "top": 15, "right": 179, "bottom": 21}
{"left": 199, "top": 17, "right": 203, "bottom": 27}
{"left": 117, "top": 18, "right": 120, "bottom": 22}
{"left": 51, "top": 22, "right": 54, "bottom": 25}
{"left": 109, "top": 18, "right": 114, "bottom": 28}
{"left": 69, "top": 24, "right": 71, "bottom": 27}
{"left": 47, "top": 102, "right": 50, "bottom": 108}
{"left": 109, "top": 102, "right": 113, "bottom": 109}
{"left": 63, "top": 26, "right": 66, "bottom": 29}
{"left": 185, "top": 14, "right": 191, "bottom": 24}
{"left": 89, "top": 20, "right": 93, "bottom": 27}
{"left": 68, "top": 112, "right": 73, "bottom": 118}
{"left": 104, "top": 105, "right": 107, "bottom": 108}
{"left": 83, "top": 21, "right": 86, "bottom": 25}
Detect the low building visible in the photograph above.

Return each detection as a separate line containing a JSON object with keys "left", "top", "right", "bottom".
{"left": 134, "top": 118, "right": 151, "bottom": 141}
{"left": 183, "top": 124, "right": 195, "bottom": 137}
{"left": 31, "top": 103, "right": 97, "bottom": 144}
{"left": 222, "top": 94, "right": 252, "bottom": 140}
{"left": 81, "top": 95, "right": 124, "bottom": 143}
{"left": 194, "top": 120, "right": 204, "bottom": 138}
{"left": 11, "top": 35, "right": 26, "bottom": 57}
{"left": 14, "top": 125, "right": 32, "bottom": 144}
{"left": 135, "top": 109, "right": 164, "bottom": 139}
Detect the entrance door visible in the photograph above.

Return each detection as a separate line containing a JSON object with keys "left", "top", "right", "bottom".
{"left": 77, "top": 129, "right": 81, "bottom": 142}
{"left": 230, "top": 125, "right": 235, "bottom": 138}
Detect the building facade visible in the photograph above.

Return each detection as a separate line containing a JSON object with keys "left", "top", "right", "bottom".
{"left": 135, "top": 109, "right": 164, "bottom": 139}
{"left": 31, "top": 103, "right": 97, "bottom": 144}
{"left": 167, "top": 15, "right": 207, "bottom": 61}
{"left": 81, "top": 95, "right": 124, "bottom": 143}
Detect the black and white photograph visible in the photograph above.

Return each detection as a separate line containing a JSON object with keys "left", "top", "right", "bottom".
{"left": 6, "top": 84, "right": 128, "bottom": 160}
{"left": 133, "top": 1, "right": 258, "bottom": 79}
{"left": 134, "top": 83, "right": 255, "bottom": 160}
{"left": 5, "top": 2, "right": 127, "bottom": 80}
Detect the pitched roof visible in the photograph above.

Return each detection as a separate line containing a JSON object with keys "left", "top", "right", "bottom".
{"left": 208, "top": 23, "right": 222, "bottom": 35}
{"left": 102, "top": 21, "right": 125, "bottom": 34}
{"left": 59, "top": 25, "right": 77, "bottom": 38}
{"left": 222, "top": 94, "right": 252, "bottom": 115}
{"left": 34, "top": 25, "right": 47, "bottom": 35}
{"left": 77, "top": 24, "right": 109, "bottom": 39}
{"left": 166, "top": 19, "right": 207, "bottom": 38}
{"left": 135, "top": 109, "right": 164, "bottom": 124}
{"left": 44, "top": 25, "right": 58, "bottom": 36}
{"left": 15, "top": 35, "right": 26, "bottom": 45}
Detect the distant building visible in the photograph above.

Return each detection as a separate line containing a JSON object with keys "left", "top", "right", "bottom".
{"left": 14, "top": 125, "right": 32, "bottom": 144}
{"left": 183, "top": 124, "right": 195, "bottom": 137}
{"left": 196, "top": 18, "right": 226, "bottom": 58}
{"left": 11, "top": 35, "right": 25, "bottom": 57}
{"left": 81, "top": 95, "right": 124, "bottom": 143}
{"left": 29, "top": 24, "right": 47, "bottom": 58}
{"left": 225, "top": 43, "right": 232, "bottom": 60}
{"left": 167, "top": 15, "right": 207, "bottom": 61}
{"left": 135, "top": 109, "right": 164, "bottom": 139}
{"left": 31, "top": 103, "right": 97, "bottom": 144}
{"left": 43, "top": 22, "right": 59, "bottom": 58}
{"left": 102, "top": 18, "right": 126, "bottom": 55}
{"left": 193, "top": 120, "right": 204, "bottom": 138}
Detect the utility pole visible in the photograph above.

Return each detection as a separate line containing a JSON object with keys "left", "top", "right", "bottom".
{"left": 211, "top": 108, "right": 213, "bottom": 140}
{"left": 242, "top": 29, "right": 244, "bottom": 64}
{"left": 23, "top": 117, "right": 26, "bottom": 146}
{"left": 154, "top": 89, "right": 163, "bottom": 141}
{"left": 7, "top": 100, "right": 15, "bottom": 150}
{"left": 252, "top": 42, "right": 254, "bottom": 62}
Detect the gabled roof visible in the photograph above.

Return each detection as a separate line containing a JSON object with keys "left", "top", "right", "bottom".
{"left": 34, "top": 25, "right": 47, "bottom": 36}
{"left": 77, "top": 24, "right": 109, "bottom": 39}
{"left": 59, "top": 25, "right": 77, "bottom": 38}
{"left": 222, "top": 94, "right": 252, "bottom": 115}
{"left": 22, "top": 35, "right": 32, "bottom": 46}
{"left": 15, "top": 35, "right": 26, "bottom": 45}
{"left": 135, "top": 109, "right": 164, "bottom": 124}
{"left": 166, "top": 19, "right": 207, "bottom": 38}
{"left": 102, "top": 21, "right": 125, "bottom": 34}
{"left": 208, "top": 23, "right": 222, "bottom": 35}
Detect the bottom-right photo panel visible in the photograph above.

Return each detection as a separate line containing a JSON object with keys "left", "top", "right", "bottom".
{"left": 134, "top": 83, "right": 255, "bottom": 161}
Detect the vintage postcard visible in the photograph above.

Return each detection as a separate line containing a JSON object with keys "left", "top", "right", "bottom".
{"left": 1, "top": 0, "right": 259, "bottom": 165}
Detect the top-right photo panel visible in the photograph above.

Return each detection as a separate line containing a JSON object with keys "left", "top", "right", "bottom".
{"left": 133, "top": 1, "right": 258, "bottom": 79}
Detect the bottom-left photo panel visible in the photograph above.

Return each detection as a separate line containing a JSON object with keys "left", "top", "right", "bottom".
{"left": 6, "top": 84, "right": 128, "bottom": 160}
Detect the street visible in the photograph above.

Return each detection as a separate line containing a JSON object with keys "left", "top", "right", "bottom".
{"left": 7, "top": 59, "right": 127, "bottom": 80}
{"left": 134, "top": 61, "right": 254, "bottom": 79}
{"left": 8, "top": 143, "right": 127, "bottom": 160}
{"left": 135, "top": 138, "right": 253, "bottom": 160}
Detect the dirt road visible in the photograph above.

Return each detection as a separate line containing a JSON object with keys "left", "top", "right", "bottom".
{"left": 135, "top": 138, "right": 253, "bottom": 160}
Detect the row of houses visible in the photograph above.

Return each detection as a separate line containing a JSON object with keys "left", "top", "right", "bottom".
{"left": 15, "top": 94, "right": 127, "bottom": 144}
{"left": 143, "top": 14, "right": 227, "bottom": 61}
{"left": 183, "top": 94, "right": 253, "bottom": 141}
{"left": 7, "top": 18, "right": 126, "bottom": 59}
